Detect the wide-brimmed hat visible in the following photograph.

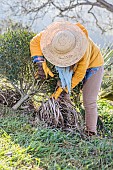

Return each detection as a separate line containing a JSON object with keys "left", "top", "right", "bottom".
{"left": 40, "top": 21, "right": 88, "bottom": 67}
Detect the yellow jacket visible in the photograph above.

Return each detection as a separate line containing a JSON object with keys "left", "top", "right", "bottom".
{"left": 30, "top": 23, "right": 104, "bottom": 88}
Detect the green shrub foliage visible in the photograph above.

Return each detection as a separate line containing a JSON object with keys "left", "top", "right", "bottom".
{"left": 0, "top": 29, "right": 35, "bottom": 82}
{"left": 101, "top": 48, "right": 113, "bottom": 101}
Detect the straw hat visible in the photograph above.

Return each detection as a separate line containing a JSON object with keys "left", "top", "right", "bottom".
{"left": 40, "top": 21, "right": 88, "bottom": 67}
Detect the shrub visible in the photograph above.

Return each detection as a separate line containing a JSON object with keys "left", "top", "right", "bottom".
{"left": 101, "top": 47, "right": 113, "bottom": 101}
{"left": 0, "top": 29, "right": 39, "bottom": 109}
{"left": 0, "top": 29, "right": 35, "bottom": 82}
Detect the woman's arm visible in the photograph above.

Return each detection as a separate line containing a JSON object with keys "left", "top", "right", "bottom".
{"left": 72, "top": 43, "right": 91, "bottom": 88}
{"left": 30, "top": 32, "right": 43, "bottom": 57}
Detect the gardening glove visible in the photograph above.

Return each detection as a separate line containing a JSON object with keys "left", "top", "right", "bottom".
{"left": 51, "top": 87, "right": 63, "bottom": 100}
{"left": 42, "top": 61, "right": 54, "bottom": 79}
{"left": 34, "top": 62, "right": 45, "bottom": 79}
{"left": 33, "top": 56, "right": 54, "bottom": 79}
{"left": 51, "top": 86, "right": 68, "bottom": 100}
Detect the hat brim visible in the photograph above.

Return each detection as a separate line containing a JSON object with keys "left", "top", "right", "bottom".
{"left": 40, "top": 21, "right": 88, "bottom": 67}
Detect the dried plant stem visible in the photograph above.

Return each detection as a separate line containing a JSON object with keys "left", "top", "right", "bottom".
{"left": 36, "top": 97, "right": 84, "bottom": 133}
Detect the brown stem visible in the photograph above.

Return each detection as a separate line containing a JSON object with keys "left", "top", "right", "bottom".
{"left": 12, "top": 94, "right": 29, "bottom": 110}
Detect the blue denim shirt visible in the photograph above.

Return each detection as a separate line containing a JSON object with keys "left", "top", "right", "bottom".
{"left": 83, "top": 67, "right": 100, "bottom": 84}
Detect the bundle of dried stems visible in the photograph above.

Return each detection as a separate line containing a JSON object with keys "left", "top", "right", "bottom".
{"left": 37, "top": 97, "right": 84, "bottom": 132}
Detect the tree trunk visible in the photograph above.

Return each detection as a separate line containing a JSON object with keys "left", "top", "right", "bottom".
{"left": 12, "top": 94, "right": 30, "bottom": 110}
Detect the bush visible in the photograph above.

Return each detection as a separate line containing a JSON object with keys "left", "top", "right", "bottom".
{"left": 101, "top": 47, "right": 113, "bottom": 101}
{"left": 0, "top": 29, "right": 35, "bottom": 82}
{"left": 0, "top": 29, "right": 39, "bottom": 109}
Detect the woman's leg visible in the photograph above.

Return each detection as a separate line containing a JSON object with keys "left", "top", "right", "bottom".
{"left": 83, "top": 66, "right": 104, "bottom": 133}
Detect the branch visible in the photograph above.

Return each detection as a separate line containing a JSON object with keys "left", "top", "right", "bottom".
{"left": 97, "top": 0, "right": 113, "bottom": 13}
{"left": 0, "top": 91, "right": 8, "bottom": 105}
{"left": 88, "top": 5, "right": 105, "bottom": 33}
{"left": 10, "top": 82, "right": 24, "bottom": 96}
{"left": 51, "top": 0, "right": 103, "bottom": 13}
{"left": 21, "top": 0, "right": 51, "bottom": 14}
{"left": 2, "top": 0, "right": 113, "bottom": 33}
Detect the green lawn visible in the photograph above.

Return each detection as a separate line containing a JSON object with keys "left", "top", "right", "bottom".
{"left": 0, "top": 101, "right": 113, "bottom": 170}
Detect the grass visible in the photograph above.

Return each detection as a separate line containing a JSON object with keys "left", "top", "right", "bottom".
{"left": 98, "top": 100, "right": 113, "bottom": 134}
{"left": 0, "top": 129, "right": 41, "bottom": 170}
{"left": 0, "top": 101, "right": 113, "bottom": 170}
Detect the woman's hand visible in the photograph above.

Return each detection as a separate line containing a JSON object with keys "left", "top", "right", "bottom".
{"left": 34, "top": 62, "right": 54, "bottom": 79}
{"left": 34, "top": 62, "right": 46, "bottom": 79}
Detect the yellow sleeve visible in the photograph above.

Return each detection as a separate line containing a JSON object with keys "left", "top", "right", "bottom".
{"left": 30, "top": 32, "right": 43, "bottom": 57}
{"left": 76, "top": 22, "right": 88, "bottom": 38}
{"left": 71, "top": 22, "right": 89, "bottom": 88}
{"left": 72, "top": 41, "right": 91, "bottom": 88}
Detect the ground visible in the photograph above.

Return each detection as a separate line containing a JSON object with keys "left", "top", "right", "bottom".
{"left": 0, "top": 100, "right": 113, "bottom": 170}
